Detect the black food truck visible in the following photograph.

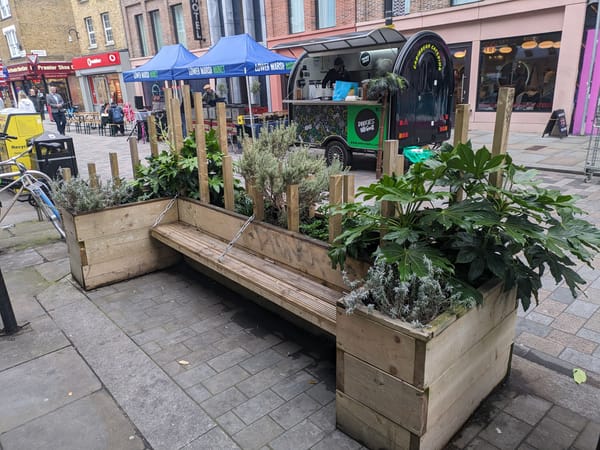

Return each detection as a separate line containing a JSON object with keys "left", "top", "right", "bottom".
{"left": 284, "top": 28, "right": 454, "bottom": 167}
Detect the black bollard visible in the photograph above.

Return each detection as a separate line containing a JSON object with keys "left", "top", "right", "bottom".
{"left": 0, "top": 268, "right": 18, "bottom": 335}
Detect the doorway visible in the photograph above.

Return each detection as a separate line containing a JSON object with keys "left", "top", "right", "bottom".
{"left": 448, "top": 43, "right": 472, "bottom": 123}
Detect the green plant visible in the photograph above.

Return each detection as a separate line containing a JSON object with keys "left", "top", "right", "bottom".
{"left": 250, "top": 80, "right": 261, "bottom": 95}
{"left": 51, "top": 177, "right": 136, "bottom": 214}
{"left": 366, "top": 72, "right": 407, "bottom": 101}
{"left": 238, "top": 122, "right": 344, "bottom": 227}
{"left": 132, "top": 129, "right": 238, "bottom": 206}
{"left": 343, "top": 255, "right": 475, "bottom": 326}
{"left": 331, "top": 141, "right": 600, "bottom": 313}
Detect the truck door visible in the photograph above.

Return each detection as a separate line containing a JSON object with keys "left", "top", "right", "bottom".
{"left": 392, "top": 31, "right": 454, "bottom": 148}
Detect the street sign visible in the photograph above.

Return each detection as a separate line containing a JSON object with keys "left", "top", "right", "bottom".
{"left": 27, "top": 53, "right": 38, "bottom": 65}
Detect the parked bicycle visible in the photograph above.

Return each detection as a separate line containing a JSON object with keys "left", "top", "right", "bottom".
{"left": 0, "top": 133, "right": 65, "bottom": 239}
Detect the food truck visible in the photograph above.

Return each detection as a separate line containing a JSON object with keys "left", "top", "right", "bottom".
{"left": 285, "top": 28, "right": 454, "bottom": 167}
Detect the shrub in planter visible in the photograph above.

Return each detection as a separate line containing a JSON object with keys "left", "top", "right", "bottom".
{"left": 331, "top": 142, "right": 600, "bottom": 449}
{"left": 238, "top": 122, "right": 344, "bottom": 229}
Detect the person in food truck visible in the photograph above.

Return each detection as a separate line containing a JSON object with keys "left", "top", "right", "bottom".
{"left": 321, "top": 57, "right": 351, "bottom": 88}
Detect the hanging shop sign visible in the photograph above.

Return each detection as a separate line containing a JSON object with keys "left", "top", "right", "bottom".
{"left": 190, "top": 0, "right": 203, "bottom": 41}
{"left": 72, "top": 52, "right": 121, "bottom": 70}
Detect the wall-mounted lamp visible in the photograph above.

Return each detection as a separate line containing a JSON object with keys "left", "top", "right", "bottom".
{"left": 453, "top": 50, "right": 466, "bottom": 58}
{"left": 521, "top": 39, "right": 538, "bottom": 49}
{"left": 482, "top": 46, "right": 496, "bottom": 55}
{"left": 499, "top": 46, "right": 513, "bottom": 54}
{"left": 538, "top": 40, "right": 554, "bottom": 49}
{"left": 67, "top": 28, "right": 80, "bottom": 43}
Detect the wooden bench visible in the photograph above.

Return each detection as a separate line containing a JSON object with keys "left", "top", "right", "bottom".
{"left": 151, "top": 198, "right": 367, "bottom": 336}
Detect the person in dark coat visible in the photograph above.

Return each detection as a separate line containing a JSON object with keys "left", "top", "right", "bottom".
{"left": 321, "top": 57, "right": 351, "bottom": 88}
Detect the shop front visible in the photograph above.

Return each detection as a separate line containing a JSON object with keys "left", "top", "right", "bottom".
{"left": 6, "top": 61, "right": 78, "bottom": 111}
{"left": 72, "top": 51, "right": 134, "bottom": 113}
{"left": 358, "top": 0, "right": 587, "bottom": 134}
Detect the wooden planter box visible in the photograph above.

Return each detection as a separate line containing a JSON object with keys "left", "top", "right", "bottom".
{"left": 61, "top": 198, "right": 181, "bottom": 290}
{"left": 336, "top": 280, "right": 517, "bottom": 450}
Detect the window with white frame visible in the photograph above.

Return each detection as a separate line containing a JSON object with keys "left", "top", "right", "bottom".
{"left": 0, "top": 0, "right": 11, "bottom": 19}
{"left": 85, "top": 17, "right": 97, "bottom": 48}
{"left": 135, "top": 14, "right": 149, "bottom": 57}
{"left": 3, "top": 26, "right": 20, "bottom": 58}
{"left": 171, "top": 4, "right": 186, "bottom": 47}
{"left": 101, "top": 12, "right": 114, "bottom": 45}
{"left": 149, "top": 10, "right": 163, "bottom": 51}
{"left": 289, "top": 0, "right": 304, "bottom": 33}
{"left": 317, "top": 0, "right": 335, "bottom": 29}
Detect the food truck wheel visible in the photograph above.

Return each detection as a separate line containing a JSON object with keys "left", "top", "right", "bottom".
{"left": 325, "top": 141, "right": 352, "bottom": 167}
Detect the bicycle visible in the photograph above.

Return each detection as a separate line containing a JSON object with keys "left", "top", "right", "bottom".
{"left": 0, "top": 134, "right": 65, "bottom": 239}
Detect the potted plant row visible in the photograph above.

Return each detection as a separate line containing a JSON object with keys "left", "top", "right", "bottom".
{"left": 330, "top": 142, "right": 600, "bottom": 449}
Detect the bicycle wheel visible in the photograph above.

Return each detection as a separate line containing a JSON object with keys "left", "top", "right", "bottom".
{"left": 22, "top": 173, "right": 65, "bottom": 239}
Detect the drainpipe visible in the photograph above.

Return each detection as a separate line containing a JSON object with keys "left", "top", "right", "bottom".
{"left": 580, "top": 0, "right": 600, "bottom": 135}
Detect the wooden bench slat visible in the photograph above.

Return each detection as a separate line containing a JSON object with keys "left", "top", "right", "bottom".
{"left": 152, "top": 222, "right": 339, "bottom": 335}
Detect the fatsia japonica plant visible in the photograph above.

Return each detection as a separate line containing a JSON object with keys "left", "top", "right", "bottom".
{"left": 330, "top": 141, "right": 600, "bottom": 316}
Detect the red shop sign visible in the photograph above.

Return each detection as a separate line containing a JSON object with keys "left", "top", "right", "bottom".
{"left": 72, "top": 52, "right": 121, "bottom": 70}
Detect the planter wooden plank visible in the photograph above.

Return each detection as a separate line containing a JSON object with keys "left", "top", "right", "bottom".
{"left": 336, "top": 390, "right": 413, "bottom": 450}
{"left": 177, "top": 199, "right": 368, "bottom": 290}
{"left": 336, "top": 307, "right": 417, "bottom": 384}
{"left": 72, "top": 199, "right": 178, "bottom": 240}
{"left": 62, "top": 199, "right": 180, "bottom": 290}
{"left": 341, "top": 352, "right": 427, "bottom": 435}
{"left": 426, "top": 310, "right": 516, "bottom": 428}
{"left": 152, "top": 222, "right": 337, "bottom": 334}
{"left": 81, "top": 245, "right": 179, "bottom": 290}
{"left": 423, "top": 284, "right": 516, "bottom": 386}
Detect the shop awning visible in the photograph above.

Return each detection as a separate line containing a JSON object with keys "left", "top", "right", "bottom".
{"left": 271, "top": 27, "right": 407, "bottom": 53}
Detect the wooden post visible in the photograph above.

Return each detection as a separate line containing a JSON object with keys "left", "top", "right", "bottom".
{"left": 61, "top": 167, "right": 71, "bottom": 181}
{"left": 171, "top": 95, "right": 184, "bottom": 153}
{"left": 182, "top": 84, "right": 193, "bottom": 136}
{"left": 217, "top": 102, "right": 228, "bottom": 156}
{"left": 248, "top": 184, "right": 265, "bottom": 221}
{"left": 109, "top": 152, "right": 120, "bottom": 186}
{"left": 375, "top": 97, "right": 388, "bottom": 179}
{"left": 164, "top": 87, "right": 174, "bottom": 143}
{"left": 222, "top": 155, "right": 234, "bottom": 211}
{"left": 490, "top": 87, "right": 515, "bottom": 188}
{"left": 148, "top": 115, "right": 159, "bottom": 156}
{"left": 381, "top": 140, "right": 398, "bottom": 218}
{"left": 453, "top": 104, "right": 470, "bottom": 147}
{"left": 453, "top": 104, "right": 470, "bottom": 202}
{"left": 129, "top": 137, "right": 140, "bottom": 178}
{"left": 287, "top": 184, "right": 299, "bottom": 232}
{"left": 88, "top": 163, "right": 99, "bottom": 189}
{"left": 328, "top": 174, "right": 343, "bottom": 243}
{"left": 396, "top": 154, "right": 405, "bottom": 176}
{"left": 342, "top": 173, "right": 355, "bottom": 203}
{"left": 194, "top": 92, "right": 210, "bottom": 203}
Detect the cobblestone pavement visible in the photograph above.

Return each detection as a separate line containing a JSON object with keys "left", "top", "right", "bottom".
{"left": 0, "top": 124, "right": 599, "bottom": 449}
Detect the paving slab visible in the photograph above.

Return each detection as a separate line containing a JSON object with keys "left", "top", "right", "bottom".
{"left": 0, "top": 315, "right": 69, "bottom": 371}
{"left": 0, "top": 347, "right": 101, "bottom": 433}
{"left": 0, "top": 391, "right": 145, "bottom": 450}
{"left": 50, "top": 290, "right": 216, "bottom": 450}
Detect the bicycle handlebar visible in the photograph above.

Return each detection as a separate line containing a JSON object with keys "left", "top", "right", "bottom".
{"left": 0, "top": 132, "right": 17, "bottom": 140}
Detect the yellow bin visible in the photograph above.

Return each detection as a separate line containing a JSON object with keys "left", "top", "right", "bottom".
{"left": 0, "top": 109, "right": 44, "bottom": 170}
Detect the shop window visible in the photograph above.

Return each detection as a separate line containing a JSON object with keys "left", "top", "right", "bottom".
{"left": 452, "top": 0, "right": 479, "bottom": 5}
{"left": 289, "top": 0, "right": 305, "bottom": 33}
{"left": 135, "top": 14, "right": 149, "bottom": 57}
{"left": 101, "top": 12, "right": 114, "bottom": 46}
{"left": 316, "top": 0, "right": 335, "bottom": 29}
{"left": 149, "top": 10, "right": 163, "bottom": 52}
{"left": 84, "top": 17, "right": 97, "bottom": 49}
{"left": 477, "top": 32, "right": 561, "bottom": 113}
{"left": 171, "top": 4, "right": 187, "bottom": 47}
{"left": 3, "top": 26, "right": 20, "bottom": 58}
{"left": 0, "top": 0, "right": 11, "bottom": 19}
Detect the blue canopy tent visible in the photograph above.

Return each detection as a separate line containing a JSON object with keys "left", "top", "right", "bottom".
{"left": 123, "top": 44, "right": 198, "bottom": 82}
{"left": 174, "top": 34, "right": 295, "bottom": 133}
